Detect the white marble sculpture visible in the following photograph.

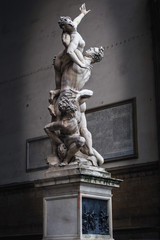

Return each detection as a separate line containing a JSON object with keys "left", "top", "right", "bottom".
{"left": 44, "top": 4, "right": 104, "bottom": 167}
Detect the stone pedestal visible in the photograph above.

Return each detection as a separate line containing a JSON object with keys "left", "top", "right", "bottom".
{"left": 35, "top": 164, "right": 122, "bottom": 240}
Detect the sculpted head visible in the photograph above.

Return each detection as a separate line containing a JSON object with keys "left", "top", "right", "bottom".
{"left": 85, "top": 47, "right": 104, "bottom": 63}
{"left": 58, "top": 16, "right": 76, "bottom": 31}
{"left": 58, "top": 91, "right": 78, "bottom": 114}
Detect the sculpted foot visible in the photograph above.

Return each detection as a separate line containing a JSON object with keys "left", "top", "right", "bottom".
{"left": 46, "top": 155, "right": 60, "bottom": 166}
{"left": 59, "top": 162, "right": 67, "bottom": 167}
{"left": 88, "top": 148, "right": 94, "bottom": 156}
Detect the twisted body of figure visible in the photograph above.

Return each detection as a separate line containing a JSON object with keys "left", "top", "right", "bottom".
{"left": 44, "top": 4, "right": 104, "bottom": 166}
{"left": 45, "top": 90, "right": 86, "bottom": 164}
{"left": 45, "top": 47, "right": 104, "bottom": 165}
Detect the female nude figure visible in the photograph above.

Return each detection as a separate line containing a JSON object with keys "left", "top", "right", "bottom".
{"left": 54, "top": 3, "right": 91, "bottom": 90}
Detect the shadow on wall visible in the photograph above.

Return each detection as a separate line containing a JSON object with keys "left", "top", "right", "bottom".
{"left": 0, "top": 0, "right": 45, "bottom": 237}
{"left": 0, "top": 0, "right": 46, "bottom": 183}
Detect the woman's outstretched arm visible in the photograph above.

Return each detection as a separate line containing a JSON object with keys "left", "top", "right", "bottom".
{"left": 73, "top": 3, "right": 90, "bottom": 28}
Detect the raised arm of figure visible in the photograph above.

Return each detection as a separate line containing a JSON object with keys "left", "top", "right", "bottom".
{"left": 73, "top": 3, "right": 91, "bottom": 28}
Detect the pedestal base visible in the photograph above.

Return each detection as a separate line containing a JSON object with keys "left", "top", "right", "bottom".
{"left": 35, "top": 164, "right": 122, "bottom": 240}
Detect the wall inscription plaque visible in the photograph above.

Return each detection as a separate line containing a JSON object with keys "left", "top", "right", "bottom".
{"left": 86, "top": 98, "right": 138, "bottom": 162}
{"left": 26, "top": 136, "right": 50, "bottom": 171}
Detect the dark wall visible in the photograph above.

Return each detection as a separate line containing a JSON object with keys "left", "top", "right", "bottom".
{"left": 0, "top": 0, "right": 158, "bottom": 185}
{"left": 112, "top": 162, "right": 160, "bottom": 240}
{"left": 151, "top": 0, "right": 160, "bottom": 151}
{"left": 0, "top": 0, "right": 160, "bottom": 239}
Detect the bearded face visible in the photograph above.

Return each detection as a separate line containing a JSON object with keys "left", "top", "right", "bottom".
{"left": 85, "top": 47, "right": 104, "bottom": 63}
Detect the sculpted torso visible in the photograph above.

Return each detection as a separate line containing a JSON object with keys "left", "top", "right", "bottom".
{"left": 54, "top": 31, "right": 86, "bottom": 79}
{"left": 60, "top": 62, "right": 91, "bottom": 91}
{"left": 55, "top": 31, "right": 91, "bottom": 91}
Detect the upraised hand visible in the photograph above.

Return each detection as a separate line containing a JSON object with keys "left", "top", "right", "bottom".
{"left": 79, "top": 3, "right": 91, "bottom": 15}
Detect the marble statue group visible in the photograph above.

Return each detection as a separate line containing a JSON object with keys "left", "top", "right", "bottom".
{"left": 44, "top": 4, "right": 104, "bottom": 167}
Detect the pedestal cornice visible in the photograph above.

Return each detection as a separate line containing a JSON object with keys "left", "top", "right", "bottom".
{"left": 34, "top": 164, "right": 122, "bottom": 189}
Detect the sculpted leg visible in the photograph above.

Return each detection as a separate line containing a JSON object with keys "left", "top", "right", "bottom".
{"left": 44, "top": 122, "right": 63, "bottom": 145}
{"left": 63, "top": 135, "right": 85, "bottom": 164}
{"left": 53, "top": 50, "right": 65, "bottom": 89}
{"left": 79, "top": 104, "right": 104, "bottom": 166}
{"left": 80, "top": 127, "right": 94, "bottom": 155}
{"left": 93, "top": 148, "right": 104, "bottom": 165}
{"left": 80, "top": 111, "right": 94, "bottom": 156}
{"left": 49, "top": 89, "right": 60, "bottom": 104}
{"left": 48, "top": 89, "right": 60, "bottom": 117}
{"left": 44, "top": 122, "right": 63, "bottom": 166}
{"left": 55, "top": 70, "right": 62, "bottom": 90}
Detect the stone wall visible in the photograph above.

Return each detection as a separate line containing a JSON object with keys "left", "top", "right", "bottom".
{"left": 0, "top": 0, "right": 160, "bottom": 239}
{"left": 0, "top": 0, "right": 158, "bottom": 185}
